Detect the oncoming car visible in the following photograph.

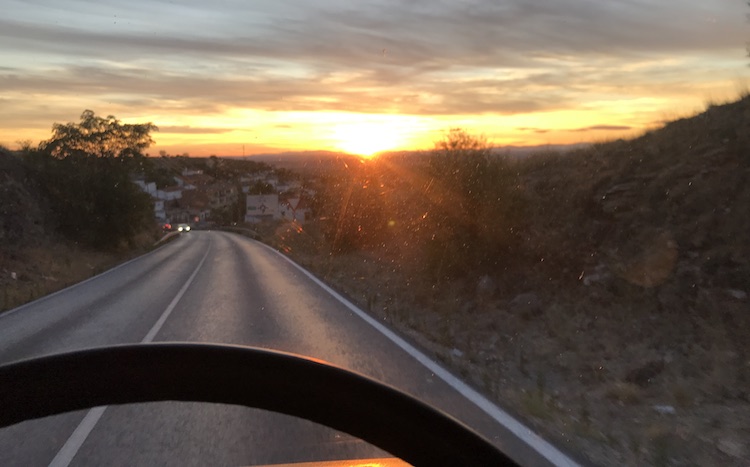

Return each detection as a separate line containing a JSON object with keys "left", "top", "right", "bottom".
{"left": 177, "top": 223, "right": 191, "bottom": 232}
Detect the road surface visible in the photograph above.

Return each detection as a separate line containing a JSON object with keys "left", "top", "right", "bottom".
{"left": 0, "top": 231, "right": 576, "bottom": 466}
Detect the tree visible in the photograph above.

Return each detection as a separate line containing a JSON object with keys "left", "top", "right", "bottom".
{"left": 26, "top": 111, "right": 158, "bottom": 249}
{"left": 246, "top": 180, "right": 276, "bottom": 195}
{"left": 40, "top": 110, "right": 158, "bottom": 160}
{"left": 143, "top": 164, "right": 177, "bottom": 189}
{"left": 430, "top": 128, "right": 492, "bottom": 207}
{"left": 422, "top": 129, "right": 523, "bottom": 278}
{"left": 421, "top": 130, "right": 489, "bottom": 274}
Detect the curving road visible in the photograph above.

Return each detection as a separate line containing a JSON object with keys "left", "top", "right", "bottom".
{"left": 0, "top": 231, "right": 576, "bottom": 466}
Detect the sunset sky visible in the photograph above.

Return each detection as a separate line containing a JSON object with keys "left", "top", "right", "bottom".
{"left": 1, "top": 0, "right": 747, "bottom": 156}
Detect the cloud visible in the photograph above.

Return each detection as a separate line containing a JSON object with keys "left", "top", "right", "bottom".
{"left": 570, "top": 125, "right": 633, "bottom": 132}
{"left": 0, "top": 0, "right": 746, "bottom": 146}
{"left": 0, "top": 63, "right": 572, "bottom": 117}
{"left": 516, "top": 124, "right": 633, "bottom": 135}
{"left": 517, "top": 127, "right": 551, "bottom": 134}
{"left": 2, "top": 1, "right": 743, "bottom": 75}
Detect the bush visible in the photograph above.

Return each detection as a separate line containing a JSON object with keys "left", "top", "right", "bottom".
{"left": 420, "top": 129, "right": 526, "bottom": 278}
{"left": 24, "top": 152, "right": 154, "bottom": 249}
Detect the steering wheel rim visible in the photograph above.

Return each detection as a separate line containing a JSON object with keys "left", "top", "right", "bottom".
{"left": 0, "top": 343, "right": 517, "bottom": 466}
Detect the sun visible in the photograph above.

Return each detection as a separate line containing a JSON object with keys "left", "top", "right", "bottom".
{"left": 332, "top": 122, "right": 406, "bottom": 157}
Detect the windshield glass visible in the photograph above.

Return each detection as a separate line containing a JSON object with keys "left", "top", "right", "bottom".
{"left": 1, "top": 1, "right": 748, "bottom": 466}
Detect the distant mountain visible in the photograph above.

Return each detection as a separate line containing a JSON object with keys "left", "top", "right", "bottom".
{"left": 236, "top": 143, "right": 592, "bottom": 166}
{"left": 378, "top": 143, "right": 592, "bottom": 162}
{"left": 490, "top": 142, "right": 592, "bottom": 157}
{"left": 233, "top": 150, "right": 363, "bottom": 174}
{"left": 238, "top": 150, "right": 352, "bottom": 162}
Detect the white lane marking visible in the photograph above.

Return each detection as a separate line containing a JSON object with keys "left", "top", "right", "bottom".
{"left": 48, "top": 241, "right": 211, "bottom": 467}
{"left": 256, "top": 240, "right": 581, "bottom": 467}
{"left": 141, "top": 243, "right": 211, "bottom": 344}
{"left": 47, "top": 407, "right": 106, "bottom": 467}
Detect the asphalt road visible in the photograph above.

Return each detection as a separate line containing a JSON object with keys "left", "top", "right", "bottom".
{"left": 0, "top": 231, "right": 577, "bottom": 466}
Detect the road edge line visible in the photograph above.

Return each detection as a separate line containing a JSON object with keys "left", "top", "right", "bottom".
{"left": 257, "top": 241, "right": 581, "bottom": 467}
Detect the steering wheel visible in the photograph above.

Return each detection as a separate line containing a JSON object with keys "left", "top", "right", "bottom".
{"left": 0, "top": 343, "right": 517, "bottom": 466}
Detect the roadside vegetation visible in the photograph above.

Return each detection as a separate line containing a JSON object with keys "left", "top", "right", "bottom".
{"left": 264, "top": 96, "right": 750, "bottom": 466}
{"left": 14, "top": 110, "right": 159, "bottom": 249}
{"left": 1, "top": 111, "right": 162, "bottom": 310}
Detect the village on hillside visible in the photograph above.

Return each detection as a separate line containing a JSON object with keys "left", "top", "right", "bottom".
{"left": 133, "top": 160, "right": 315, "bottom": 229}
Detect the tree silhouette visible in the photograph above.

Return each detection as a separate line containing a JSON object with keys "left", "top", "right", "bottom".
{"left": 423, "top": 129, "right": 524, "bottom": 278}
{"left": 25, "top": 111, "right": 158, "bottom": 249}
{"left": 40, "top": 110, "right": 157, "bottom": 160}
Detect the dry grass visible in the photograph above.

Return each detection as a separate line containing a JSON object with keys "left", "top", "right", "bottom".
{"left": 520, "top": 388, "right": 556, "bottom": 421}
{"left": 605, "top": 382, "right": 644, "bottom": 405}
{"left": 670, "top": 383, "right": 694, "bottom": 408}
{"left": 1, "top": 234, "right": 161, "bottom": 313}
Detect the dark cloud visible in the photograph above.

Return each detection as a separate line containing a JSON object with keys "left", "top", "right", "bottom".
{"left": 2, "top": 1, "right": 742, "bottom": 76}
{"left": 570, "top": 125, "right": 633, "bottom": 132}
{"left": 516, "top": 124, "right": 633, "bottom": 135}
{"left": 516, "top": 125, "right": 634, "bottom": 134}
{"left": 517, "top": 127, "right": 551, "bottom": 134}
{"left": 278, "top": 1, "right": 743, "bottom": 69}
{"left": 0, "top": 64, "right": 570, "bottom": 116}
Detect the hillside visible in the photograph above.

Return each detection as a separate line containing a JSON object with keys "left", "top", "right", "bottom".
{"left": 0, "top": 149, "right": 158, "bottom": 312}
{"left": 268, "top": 97, "right": 750, "bottom": 465}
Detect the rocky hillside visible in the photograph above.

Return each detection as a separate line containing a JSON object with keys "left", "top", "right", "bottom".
{"left": 271, "top": 97, "right": 750, "bottom": 465}
{"left": 521, "top": 97, "right": 749, "bottom": 295}
{"left": 0, "top": 149, "right": 47, "bottom": 247}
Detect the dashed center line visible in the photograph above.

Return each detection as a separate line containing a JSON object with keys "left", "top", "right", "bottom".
{"left": 47, "top": 242, "right": 211, "bottom": 467}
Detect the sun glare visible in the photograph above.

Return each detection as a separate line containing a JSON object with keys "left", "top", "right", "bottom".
{"left": 332, "top": 122, "right": 408, "bottom": 157}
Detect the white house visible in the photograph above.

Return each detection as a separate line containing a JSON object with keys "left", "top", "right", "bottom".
{"left": 154, "top": 199, "right": 166, "bottom": 221}
{"left": 156, "top": 186, "right": 183, "bottom": 201}
{"left": 173, "top": 176, "right": 195, "bottom": 190}
{"left": 133, "top": 179, "right": 167, "bottom": 221}
{"left": 134, "top": 180, "right": 157, "bottom": 197}
{"left": 240, "top": 172, "right": 269, "bottom": 184}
